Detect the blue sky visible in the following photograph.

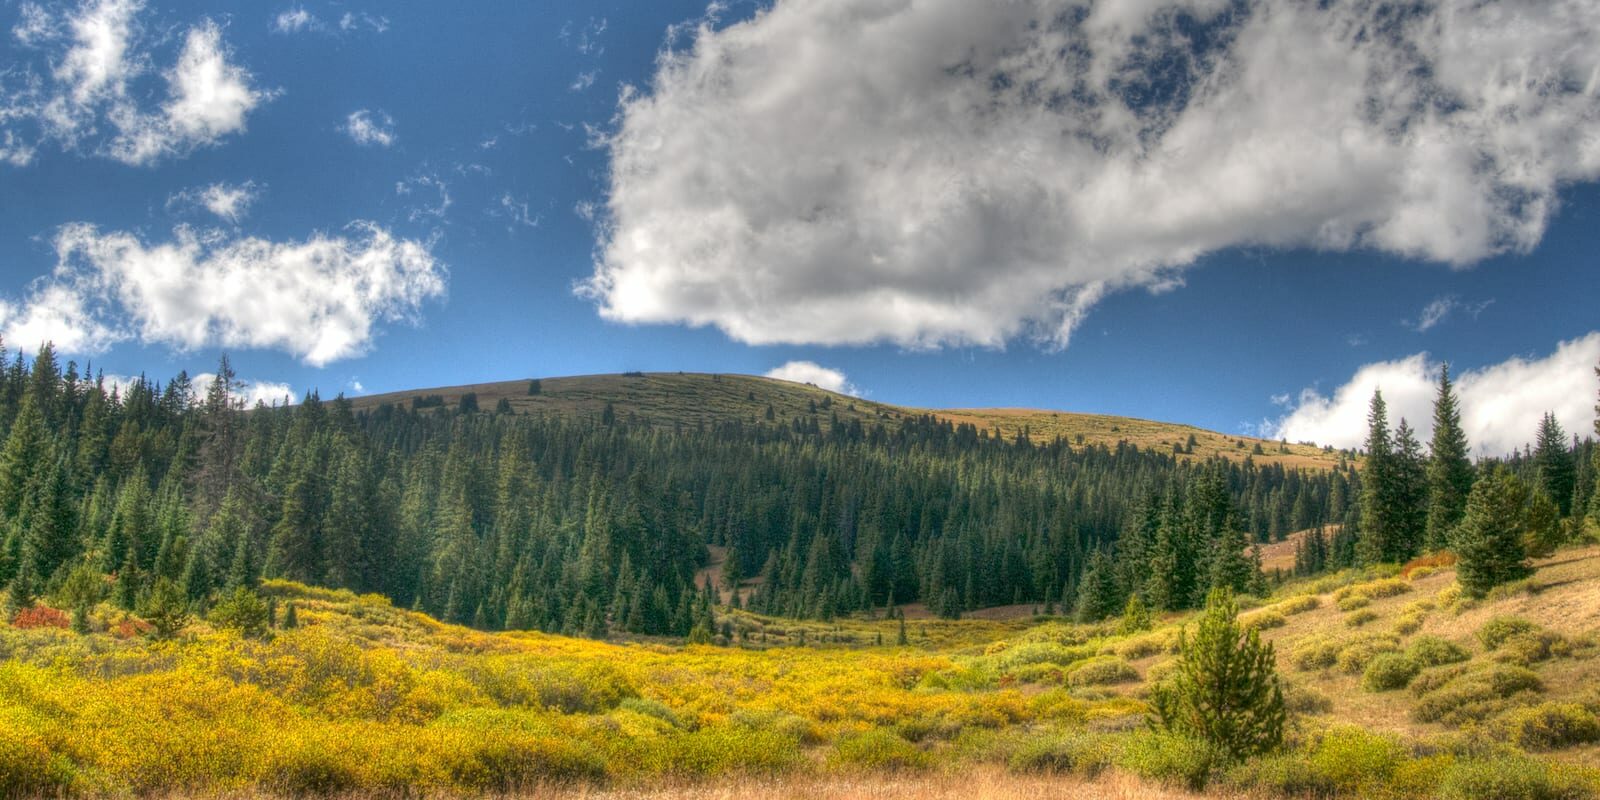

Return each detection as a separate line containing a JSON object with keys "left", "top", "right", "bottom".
{"left": 1, "top": 0, "right": 1597, "bottom": 454}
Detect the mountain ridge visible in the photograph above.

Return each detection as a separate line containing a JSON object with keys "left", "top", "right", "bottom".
{"left": 345, "top": 371, "right": 1351, "bottom": 471}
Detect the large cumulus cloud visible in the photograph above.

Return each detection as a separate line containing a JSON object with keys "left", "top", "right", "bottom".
{"left": 584, "top": 0, "right": 1600, "bottom": 348}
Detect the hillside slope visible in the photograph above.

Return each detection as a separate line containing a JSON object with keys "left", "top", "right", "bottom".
{"left": 3, "top": 545, "right": 1596, "bottom": 798}
{"left": 349, "top": 372, "right": 1349, "bottom": 470}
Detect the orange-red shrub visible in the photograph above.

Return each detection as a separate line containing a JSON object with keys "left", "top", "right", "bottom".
{"left": 11, "top": 605, "right": 69, "bottom": 629}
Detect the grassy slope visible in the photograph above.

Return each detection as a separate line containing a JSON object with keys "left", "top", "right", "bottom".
{"left": 347, "top": 372, "right": 1349, "bottom": 471}
{"left": 5, "top": 546, "right": 1597, "bottom": 797}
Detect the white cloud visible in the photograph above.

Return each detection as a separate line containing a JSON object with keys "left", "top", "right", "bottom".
{"left": 3, "top": 0, "right": 267, "bottom": 166}
{"left": 395, "top": 174, "right": 450, "bottom": 223}
{"left": 764, "top": 360, "right": 859, "bottom": 397}
{"left": 0, "top": 222, "right": 446, "bottom": 366}
{"left": 570, "top": 70, "right": 597, "bottom": 92}
{"left": 1268, "top": 332, "right": 1600, "bottom": 457}
{"left": 168, "top": 180, "right": 259, "bottom": 223}
{"left": 338, "top": 12, "right": 388, "bottom": 34}
{"left": 343, "top": 108, "right": 394, "bottom": 147}
{"left": 1410, "top": 295, "right": 1493, "bottom": 332}
{"left": 492, "top": 193, "right": 539, "bottom": 230}
{"left": 271, "top": 8, "right": 317, "bottom": 34}
{"left": 192, "top": 371, "right": 294, "bottom": 407}
{"left": 586, "top": 1, "right": 1600, "bottom": 349}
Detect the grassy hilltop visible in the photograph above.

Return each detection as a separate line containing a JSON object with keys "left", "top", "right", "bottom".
{"left": 3, "top": 544, "right": 1597, "bottom": 798}
{"left": 349, "top": 372, "right": 1349, "bottom": 471}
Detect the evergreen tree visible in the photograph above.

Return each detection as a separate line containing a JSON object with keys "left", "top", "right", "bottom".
{"left": 1425, "top": 365, "right": 1474, "bottom": 550}
{"left": 1073, "top": 549, "right": 1122, "bottom": 623}
{"left": 142, "top": 577, "right": 191, "bottom": 639}
{"left": 1118, "top": 593, "right": 1152, "bottom": 634}
{"left": 1151, "top": 589, "right": 1285, "bottom": 761}
{"left": 1453, "top": 467, "right": 1533, "bottom": 598}
{"left": 1532, "top": 413, "right": 1575, "bottom": 517}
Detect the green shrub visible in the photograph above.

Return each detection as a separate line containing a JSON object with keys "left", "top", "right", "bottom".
{"left": 1226, "top": 752, "right": 1336, "bottom": 797}
{"left": 1007, "top": 730, "right": 1114, "bottom": 776}
{"left": 1275, "top": 595, "right": 1321, "bottom": 615}
{"left": 1494, "top": 631, "right": 1569, "bottom": 666}
{"left": 1150, "top": 590, "right": 1285, "bottom": 761}
{"left": 1407, "top": 636, "right": 1471, "bottom": 667}
{"left": 0, "top": 722, "right": 75, "bottom": 798}
{"left": 1392, "top": 613, "right": 1424, "bottom": 635}
{"left": 995, "top": 641, "right": 1097, "bottom": 671}
{"left": 1413, "top": 666, "right": 1544, "bottom": 725}
{"left": 1411, "top": 663, "right": 1473, "bottom": 697}
{"left": 1338, "top": 595, "right": 1372, "bottom": 612}
{"left": 1479, "top": 617, "right": 1540, "bottom": 651}
{"left": 1439, "top": 754, "right": 1593, "bottom": 800}
{"left": 1307, "top": 725, "right": 1409, "bottom": 794}
{"left": 1067, "top": 656, "right": 1138, "bottom": 687}
{"left": 1240, "top": 608, "right": 1286, "bottom": 631}
{"left": 1363, "top": 653, "right": 1421, "bottom": 692}
{"left": 1336, "top": 636, "right": 1400, "bottom": 674}
{"left": 1112, "top": 631, "right": 1171, "bottom": 660}
{"left": 652, "top": 728, "right": 800, "bottom": 777}
{"left": 1005, "top": 662, "right": 1065, "bottom": 685}
{"left": 1497, "top": 703, "right": 1600, "bottom": 751}
{"left": 1346, "top": 609, "right": 1379, "bottom": 627}
{"left": 1290, "top": 634, "right": 1342, "bottom": 671}
{"left": 827, "top": 729, "right": 929, "bottom": 771}
{"left": 1283, "top": 682, "right": 1334, "bottom": 715}
{"left": 618, "top": 697, "right": 685, "bottom": 729}
{"left": 1116, "top": 730, "right": 1216, "bottom": 791}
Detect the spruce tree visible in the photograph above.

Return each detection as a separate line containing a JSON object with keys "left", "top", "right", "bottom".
{"left": 1532, "top": 413, "right": 1575, "bottom": 517}
{"left": 1453, "top": 467, "right": 1532, "bottom": 598}
{"left": 1073, "top": 549, "right": 1121, "bottom": 623}
{"left": 142, "top": 577, "right": 191, "bottom": 639}
{"left": 1151, "top": 589, "right": 1285, "bottom": 761}
{"left": 1425, "top": 365, "right": 1473, "bottom": 550}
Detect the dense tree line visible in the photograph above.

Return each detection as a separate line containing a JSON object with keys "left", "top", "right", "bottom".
{"left": 0, "top": 343, "right": 1358, "bottom": 636}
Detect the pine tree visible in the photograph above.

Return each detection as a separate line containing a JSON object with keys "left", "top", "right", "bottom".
{"left": 1425, "top": 365, "right": 1473, "bottom": 550}
{"left": 1532, "top": 413, "right": 1575, "bottom": 517}
{"left": 1151, "top": 589, "right": 1285, "bottom": 761}
{"left": 1453, "top": 467, "right": 1532, "bottom": 598}
{"left": 1118, "top": 593, "right": 1152, "bottom": 634}
{"left": 142, "top": 577, "right": 191, "bottom": 639}
{"left": 1073, "top": 549, "right": 1121, "bottom": 623}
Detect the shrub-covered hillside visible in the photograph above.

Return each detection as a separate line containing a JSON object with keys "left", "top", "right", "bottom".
{"left": 2, "top": 546, "right": 1598, "bottom": 798}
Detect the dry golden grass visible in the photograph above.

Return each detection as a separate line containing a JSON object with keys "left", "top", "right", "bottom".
{"left": 545, "top": 768, "right": 1234, "bottom": 800}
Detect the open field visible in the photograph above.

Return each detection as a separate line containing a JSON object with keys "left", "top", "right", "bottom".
{"left": 3, "top": 544, "right": 1597, "bottom": 798}
{"left": 345, "top": 373, "right": 1351, "bottom": 471}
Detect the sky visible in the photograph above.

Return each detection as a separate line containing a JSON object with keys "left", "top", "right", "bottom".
{"left": 1, "top": 0, "right": 1597, "bottom": 456}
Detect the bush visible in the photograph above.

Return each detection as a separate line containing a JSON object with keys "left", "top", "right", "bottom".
{"left": 0, "top": 720, "right": 75, "bottom": 797}
{"left": 1307, "top": 726, "right": 1409, "bottom": 794}
{"left": 1275, "top": 595, "right": 1321, "bottom": 615}
{"left": 1067, "top": 656, "right": 1138, "bottom": 687}
{"left": 827, "top": 729, "right": 929, "bottom": 771}
{"left": 1439, "top": 754, "right": 1593, "bottom": 800}
{"left": 1411, "top": 664, "right": 1473, "bottom": 697}
{"left": 1407, "top": 636, "right": 1471, "bottom": 668}
{"left": 1413, "top": 666, "right": 1544, "bottom": 725}
{"left": 1494, "top": 631, "right": 1570, "bottom": 666}
{"left": 209, "top": 587, "right": 272, "bottom": 638}
{"left": 1007, "top": 730, "right": 1114, "bottom": 777}
{"left": 1151, "top": 590, "right": 1284, "bottom": 761}
{"left": 1337, "top": 594, "right": 1372, "bottom": 612}
{"left": 1116, "top": 730, "right": 1216, "bottom": 791}
{"left": 9, "top": 606, "right": 69, "bottom": 630}
{"left": 1290, "top": 634, "right": 1343, "bottom": 671}
{"left": 994, "top": 641, "right": 1097, "bottom": 671}
{"left": 1113, "top": 631, "right": 1172, "bottom": 659}
{"left": 1497, "top": 703, "right": 1600, "bottom": 751}
{"left": 1240, "top": 608, "right": 1286, "bottom": 631}
{"left": 1336, "top": 636, "right": 1400, "bottom": 674}
{"left": 1480, "top": 617, "right": 1542, "bottom": 651}
{"left": 1363, "top": 653, "right": 1421, "bottom": 692}
{"left": 1283, "top": 682, "right": 1334, "bottom": 714}
{"left": 1346, "top": 609, "right": 1379, "bottom": 627}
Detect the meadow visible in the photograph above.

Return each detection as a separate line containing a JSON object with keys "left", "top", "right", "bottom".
{"left": 3, "top": 541, "right": 1598, "bottom": 798}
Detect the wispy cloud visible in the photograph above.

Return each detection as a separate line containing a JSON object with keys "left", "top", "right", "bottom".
{"left": 343, "top": 109, "right": 395, "bottom": 147}
{"left": 1409, "top": 295, "right": 1494, "bottom": 332}
{"left": 167, "top": 180, "right": 260, "bottom": 223}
